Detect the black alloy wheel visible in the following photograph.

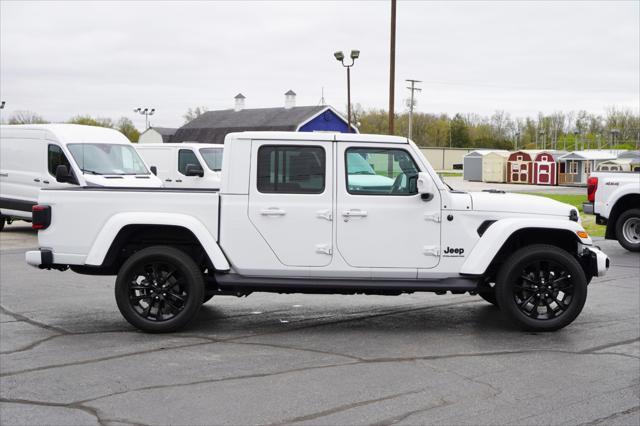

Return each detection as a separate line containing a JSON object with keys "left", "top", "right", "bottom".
{"left": 115, "top": 246, "right": 204, "bottom": 333}
{"left": 496, "top": 244, "right": 587, "bottom": 331}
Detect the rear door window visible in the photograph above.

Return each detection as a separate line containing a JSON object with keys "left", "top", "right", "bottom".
{"left": 257, "top": 145, "right": 325, "bottom": 194}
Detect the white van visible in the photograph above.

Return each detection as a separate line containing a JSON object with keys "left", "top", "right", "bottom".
{"left": 135, "top": 143, "right": 223, "bottom": 189}
{"left": 0, "top": 124, "right": 162, "bottom": 229}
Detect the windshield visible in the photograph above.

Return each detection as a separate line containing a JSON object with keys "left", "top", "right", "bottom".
{"left": 199, "top": 148, "right": 223, "bottom": 171}
{"left": 67, "top": 144, "right": 149, "bottom": 175}
{"left": 346, "top": 152, "right": 376, "bottom": 175}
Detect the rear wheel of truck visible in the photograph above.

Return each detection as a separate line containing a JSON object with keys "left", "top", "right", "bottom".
{"left": 495, "top": 244, "right": 587, "bottom": 332}
{"left": 0, "top": 216, "right": 5, "bottom": 232}
{"left": 615, "top": 208, "right": 640, "bottom": 252}
{"left": 115, "top": 246, "right": 205, "bottom": 333}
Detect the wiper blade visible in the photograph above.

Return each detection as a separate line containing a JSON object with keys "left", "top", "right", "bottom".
{"left": 82, "top": 169, "right": 102, "bottom": 175}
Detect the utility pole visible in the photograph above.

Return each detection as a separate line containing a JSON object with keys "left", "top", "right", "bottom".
{"left": 388, "top": 0, "right": 397, "bottom": 135}
{"left": 405, "top": 79, "right": 421, "bottom": 140}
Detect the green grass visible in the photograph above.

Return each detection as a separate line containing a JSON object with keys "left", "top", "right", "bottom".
{"left": 525, "top": 193, "right": 604, "bottom": 237}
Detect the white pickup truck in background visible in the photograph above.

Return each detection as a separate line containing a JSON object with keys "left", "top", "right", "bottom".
{"left": 584, "top": 171, "right": 640, "bottom": 251}
{"left": 26, "top": 132, "right": 609, "bottom": 333}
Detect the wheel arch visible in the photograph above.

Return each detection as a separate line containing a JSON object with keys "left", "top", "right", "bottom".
{"left": 605, "top": 193, "right": 640, "bottom": 239}
{"left": 84, "top": 212, "right": 230, "bottom": 272}
{"left": 461, "top": 219, "right": 589, "bottom": 277}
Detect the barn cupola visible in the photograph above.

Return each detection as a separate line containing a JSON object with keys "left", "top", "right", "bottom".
{"left": 234, "top": 93, "right": 246, "bottom": 112}
{"left": 284, "top": 90, "right": 296, "bottom": 109}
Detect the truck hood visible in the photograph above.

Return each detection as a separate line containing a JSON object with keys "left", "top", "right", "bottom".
{"left": 83, "top": 174, "right": 163, "bottom": 188}
{"left": 470, "top": 191, "right": 577, "bottom": 218}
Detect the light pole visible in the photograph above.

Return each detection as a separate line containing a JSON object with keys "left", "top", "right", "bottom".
{"left": 539, "top": 130, "right": 546, "bottom": 149}
{"left": 515, "top": 131, "right": 520, "bottom": 150}
{"left": 134, "top": 107, "right": 155, "bottom": 129}
{"left": 405, "top": 79, "right": 421, "bottom": 140}
{"left": 334, "top": 50, "right": 359, "bottom": 133}
{"left": 573, "top": 130, "right": 580, "bottom": 151}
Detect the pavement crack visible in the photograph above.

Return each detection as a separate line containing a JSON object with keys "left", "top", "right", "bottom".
{"left": 265, "top": 388, "right": 428, "bottom": 425}
{"left": 0, "top": 340, "right": 215, "bottom": 377}
{"left": 76, "top": 361, "right": 360, "bottom": 405}
{"left": 0, "top": 304, "right": 71, "bottom": 335}
{"left": 0, "top": 397, "right": 107, "bottom": 426}
{"left": 581, "top": 405, "right": 640, "bottom": 425}
{"left": 0, "top": 334, "right": 62, "bottom": 355}
{"left": 368, "top": 398, "right": 452, "bottom": 426}
{"left": 579, "top": 336, "right": 640, "bottom": 354}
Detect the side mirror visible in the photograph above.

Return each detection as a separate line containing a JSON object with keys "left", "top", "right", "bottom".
{"left": 185, "top": 164, "right": 204, "bottom": 177}
{"left": 417, "top": 172, "right": 435, "bottom": 201}
{"left": 55, "top": 165, "right": 76, "bottom": 184}
{"left": 150, "top": 166, "right": 157, "bottom": 175}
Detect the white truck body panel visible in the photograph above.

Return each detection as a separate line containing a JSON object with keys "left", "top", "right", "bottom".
{"left": 589, "top": 172, "right": 640, "bottom": 219}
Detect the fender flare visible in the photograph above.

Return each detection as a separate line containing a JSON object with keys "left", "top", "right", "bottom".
{"left": 84, "top": 212, "right": 230, "bottom": 271}
{"left": 460, "top": 218, "right": 590, "bottom": 275}
{"left": 602, "top": 185, "right": 640, "bottom": 218}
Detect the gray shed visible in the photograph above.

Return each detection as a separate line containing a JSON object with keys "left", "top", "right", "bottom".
{"left": 463, "top": 150, "right": 508, "bottom": 182}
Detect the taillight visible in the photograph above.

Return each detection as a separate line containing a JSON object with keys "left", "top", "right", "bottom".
{"left": 32, "top": 205, "right": 51, "bottom": 230}
{"left": 587, "top": 177, "right": 598, "bottom": 203}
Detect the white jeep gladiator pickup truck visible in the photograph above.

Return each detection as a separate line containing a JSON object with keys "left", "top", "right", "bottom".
{"left": 583, "top": 171, "right": 640, "bottom": 251}
{"left": 26, "top": 132, "right": 609, "bottom": 333}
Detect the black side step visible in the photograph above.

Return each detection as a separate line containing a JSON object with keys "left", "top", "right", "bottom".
{"left": 213, "top": 273, "right": 480, "bottom": 295}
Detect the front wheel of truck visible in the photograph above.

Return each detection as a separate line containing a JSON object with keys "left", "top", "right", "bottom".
{"left": 495, "top": 244, "right": 587, "bottom": 332}
{"left": 115, "top": 246, "right": 205, "bottom": 333}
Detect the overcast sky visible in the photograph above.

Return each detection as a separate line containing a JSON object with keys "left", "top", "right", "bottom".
{"left": 1, "top": 0, "right": 638, "bottom": 129}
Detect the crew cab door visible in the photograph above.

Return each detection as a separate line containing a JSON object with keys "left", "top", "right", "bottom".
{"left": 336, "top": 144, "right": 441, "bottom": 269}
{"left": 248, "top": 141, "right": 333, "bottom": 267}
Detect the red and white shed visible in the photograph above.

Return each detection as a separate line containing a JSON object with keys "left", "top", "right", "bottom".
{"left": 533, "top": 151, "right": 565, "bottom": 186}
{"left": 507, "top": 150, "right": 541, "bottom": 184}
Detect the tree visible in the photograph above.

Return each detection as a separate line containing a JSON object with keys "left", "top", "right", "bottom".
{"left": 116, "top": 117, "right": 140, "bottom": 142}
{"left": 450, "top": 114, "right": 470, "bottom": 147}
{"left": 8, "top": 110, "right": 48, "bottom": 124}
{"left": 183, "top": 106, "right": 208, "bottom": 123}
{"left": 68, "top": 115, "right": 113, "bottom": 128}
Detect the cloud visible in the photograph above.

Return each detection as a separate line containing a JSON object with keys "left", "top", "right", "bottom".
{"left": 1, "top": 0, "right": 638, "bottom": 129}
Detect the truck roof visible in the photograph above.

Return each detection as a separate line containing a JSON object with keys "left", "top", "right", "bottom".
{"left": 0, "top": 124, "right": 132, "bottom": 145}
{"left": 226, "top": 131, "right": 410, "bottom": 144}
{"left": 136, "top": 142, "right": 223, "bottom": 149}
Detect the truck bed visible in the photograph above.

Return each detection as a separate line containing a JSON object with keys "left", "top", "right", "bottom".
{"left": 37, "top": 187, "right": 220, "bottom": 266}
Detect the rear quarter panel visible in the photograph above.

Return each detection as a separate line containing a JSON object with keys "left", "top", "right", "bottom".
{"left": 37, "top": 188, "right": 220, "bottom": 262}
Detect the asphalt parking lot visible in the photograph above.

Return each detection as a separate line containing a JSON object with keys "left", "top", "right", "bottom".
{"left": 1, "top": 223, "right": 639, "bottom": 426}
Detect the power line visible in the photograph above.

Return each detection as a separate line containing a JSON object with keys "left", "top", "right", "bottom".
{"left": 405, "top": 79, "right": 421, "bottom": 140}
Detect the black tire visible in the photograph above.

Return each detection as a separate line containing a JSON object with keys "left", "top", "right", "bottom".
{"left": 115, "top": 246, "right": 204, "bottom": 333}
{"left": 202, "top": 294, "right": 214, "bottom": 304}
{"left": 495, "top": 244, "right": 587, "bottom": 332}
{"left": 478, "top": 286, "right": 499, "bottom": 307}
{"left": 0, "top": 216, "right": 5, "bottom": 232}
{"left": 615, "top": 208, "right": 640, "bottom": 252}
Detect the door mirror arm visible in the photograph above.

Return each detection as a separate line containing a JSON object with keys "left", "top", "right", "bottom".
{"left": 149, "top": 166, "right": 157, "bottom": 175}
{"left": 416, "top": 172, "right": 435, "bottom": 201}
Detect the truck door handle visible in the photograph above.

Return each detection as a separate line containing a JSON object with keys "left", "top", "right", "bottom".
{"left": 175, "top": 179, "right": 182, "bottom": 183}
{"left": 34, "top": 178, "right": 41, "bottom": 182}
{"left": 0, "top": 173, "right": 8, "bottom": 177}
{"left": 342, "top": 209, "right": 368, "bottom": 218}
{"left": 165, "top": 179, "right": 172, "bottom": 182}
{"left": 261, "top": 208, "right": 286, "bottom": 216}
{"left": 43, "top": 180, "right": 50, "bottom": 184}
